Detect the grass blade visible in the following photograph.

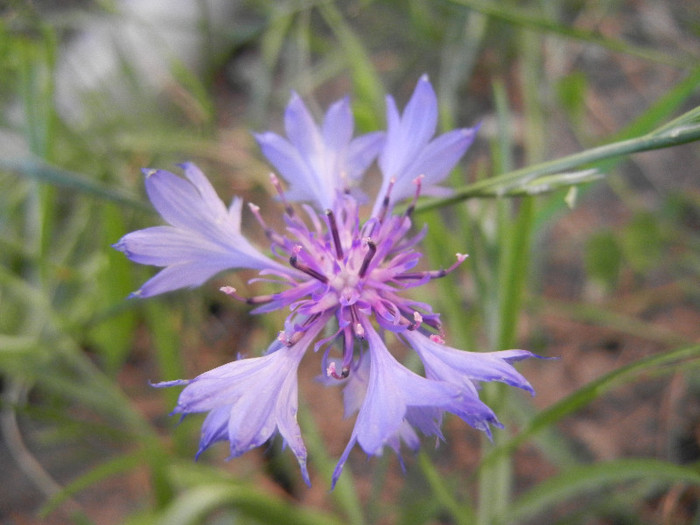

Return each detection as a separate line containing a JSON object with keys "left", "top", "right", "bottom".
{"left": 447, "top": 0, "right": 696, "bottom": 68}
{"left": 417, "top": 107, "right": 700, "bottom": 212}
{"left": 479, "top": 344, "right": 700, "bottom": 474}
{"left": 2, "top": 158, "right": 148, "bottom": 211}
{"left": 503, "top": 458, "right": 700, "bottom": 524}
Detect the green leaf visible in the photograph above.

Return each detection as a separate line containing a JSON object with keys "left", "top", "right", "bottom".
{"left": 297, "top": 403, "right": 366, "bottom": 525}
{"left": 318, "top": 2, "right": 384, "bottom": 130}
{"left": 153, "top": 482, "right": 343, "bottom": 525}
{"left": 479, "top": 344, "right": 700, "bottom": 473}
{"left": 418, "top": 451, "right": 474, "bottom": 525}
{"left": 446, "top": 0, "right": 696, "bottom": 68}
{"left": 1, "top": 158, "right": 148, "bottom": 211}
{"left": 88, "top": 203, "right": 137, "bottom": 374}
{"left": 620, "top": 212, "right": 663, "bottom": 273}
{"left": 40, "top": 450, "right": 147, "bottom": 518}
{"left": 417, "top": 106, "right": 700, "bottom": 212}
{"left": 502, "top": 459, "right": 700, "bottom": 524}
{"left": 585, "top": 231, "right": 623, "bottom": 291}
{"left": 555, "top": 72, "right": 588, "bottom": 127}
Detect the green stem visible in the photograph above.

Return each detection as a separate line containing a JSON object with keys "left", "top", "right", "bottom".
{"left": 446, "top": 0, "right": 696, "bottom": 68}
{"left": 418, "top": 451, "right": 474, "bottom": 525}
{"left": 417, "top": 114, "right": 700, "bottom": 212}
{"left": 297, "top": 403, "right": 365, "bottom": 525}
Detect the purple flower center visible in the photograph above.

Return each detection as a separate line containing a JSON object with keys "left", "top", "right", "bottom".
{"left": 227, "top": 175, "right": 466, "bottom": 381}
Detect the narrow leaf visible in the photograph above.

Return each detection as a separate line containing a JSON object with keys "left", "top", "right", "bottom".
{"left": 503, "top": 458, "right": 700, "bottom": 524}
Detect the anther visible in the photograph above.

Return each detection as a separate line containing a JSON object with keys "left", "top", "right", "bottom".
{"left": 358, "top": 238, "right": 377, "bottom": 278}
{"left": 325, "top": 209, "right": 344, "bottom": 260}
{"left": 354, "top": 322, "right": 365, "bottom": 338}
{"left": 289, "top": 247, "right": 328, "bottom": 283}
{"left": 408, "top": 310, "right": 423, "bottom": 330}
{"left": 220, "top": 286, "right": 275, "bottom": 305}
{"left": 348, "top": 307, "right": 365, "bottom": 340}
{"left": 278, "top": 329, "right": 305, "bottom": 347}
{"left": 327, "top": 362, "right": 350, "bottom": 380}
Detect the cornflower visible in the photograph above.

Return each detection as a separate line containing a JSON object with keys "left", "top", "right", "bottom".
{"left": 114, "top": 75, "right": 539, "bottom": 488}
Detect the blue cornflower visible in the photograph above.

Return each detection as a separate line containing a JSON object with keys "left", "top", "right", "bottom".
{"left": 114, "top": 75, "right": 538, "bottom": 488}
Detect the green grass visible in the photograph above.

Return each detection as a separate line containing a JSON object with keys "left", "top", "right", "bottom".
{"left": 1, "top": 1, "right": 699, "bottom": 523}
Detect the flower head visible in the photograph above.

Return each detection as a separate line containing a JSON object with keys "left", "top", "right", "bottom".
{"left": 116, "top": 76, "right": 540, "bottom": 487}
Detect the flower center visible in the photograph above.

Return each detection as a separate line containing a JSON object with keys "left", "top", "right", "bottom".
{"left": 331, "top": 260, "right": 362, "bottom": 305}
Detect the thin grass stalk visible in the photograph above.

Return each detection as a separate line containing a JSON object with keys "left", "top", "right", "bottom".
{"left": 417, "top": 110, "right": 700, "bottom": 211}
{"left": 418, "top": 451, "right": 474, "bottom": 525}
{"left": 476, "top": 78, "right": 516, "bottom": 525}
{"left": 297, "top": 403, "right": 365, "bottom": 525}
{"left": 446, "top": 0, "right": 696, "bottom": 68}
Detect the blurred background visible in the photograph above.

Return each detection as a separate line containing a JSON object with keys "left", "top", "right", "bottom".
{"left": 1, "top": 1, "right": 699, "bottom": 524}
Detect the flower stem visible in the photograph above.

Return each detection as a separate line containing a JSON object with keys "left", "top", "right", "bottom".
{"left": 417, "top": 107, "right": 700, "bottom": 211}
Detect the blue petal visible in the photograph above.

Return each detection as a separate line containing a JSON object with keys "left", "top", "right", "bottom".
{"left": 404, "top": 331, "right": 537, "bottom": 395}
{"left": 322, "top": 96, "right": 353, "bottom": 152}
{"left": 257, "top": 93, "right": 382, "bottom": 211}
{"left": 346, "top": 131, "right": 385, "bottom": 181}
{"left": 143, "top": 168, "right": 221, "bottom": 232}
{"left": 378, "top": 75, "right": 437, "bottom": 184}
{"left": 155, "top": 315, "right": 329, "bottom": 485}
{"left": 254, "top": 131, "right": 327, "bottom": 207}
{"left": 115, "top": 226, "right": 233, "bottom": 266}
{"left": 197, "top": 405, "right": 231, "bottom": 458}
{"left": 354, "top": 326, "right": 457, "bottom": 455}
{"left": 391, "top": 74, "right": 438, "bottom": 160}
{"left": 372, "top": 75, "right": 478, "bottom": 216}
{"left": 285, "top": 92, "right": 324, "bottom": 162}
{"left": 114, "top": 165, "right": 283, "bottom": 296}
{"left": 132, "top": 260, "right": 241, "bottom": 298}
{"left": 401, "top": 127, "right": 477, "bottom": 193}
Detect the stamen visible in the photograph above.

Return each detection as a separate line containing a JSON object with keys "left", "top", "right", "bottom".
{"left": 407, "top": 310, "right": 423, "bottom": 330}
{"left": 269, "top": 173, "right": 294, "bottom": 216}
{"left": 369, "top": 178, "right": 395, "bottom": 236}
{"left": 289, "top": 246, "right": 328, "bottom": 283}
{"left": 220, "top": 286, "right": 275, "bottom": 305}
{"left": 348, "top": 306, "right": 365, "bottom": 339}
{"left": 395, "top": 253, "right": 468, "bottom": 281}
{"left": 430, "top": 334, "right": 445, "bottom": 344}
{"left": 358, "top": 238, "right": 377, "bottom": 278}
{"left": 325, "top": 209, "right": 344, "bottom": 260}
{"left": 421, "top": 314, "right": 443, "bottom": 333}
{"left": 279, "top": 316, "right": 321, "bottom": 347}
{"left": 354, "top": 322, "right": 364, "bottom": 338}
{"left": 405, "top": 174, "right": 424, "bottom": 218}
{"left": 248, "top": 203, "right": 284, "bottom": 245}
{"left": 341, "top": 327, "right": 355, "bottom": 369}
{"left": 339, "top": 170, "right": 349, "bottom": 194}
{"left": 327, "top": 362, "right": 350, "bottom": 380}
{"left": 287, "top": 330, "right": 305, "bottom": 346}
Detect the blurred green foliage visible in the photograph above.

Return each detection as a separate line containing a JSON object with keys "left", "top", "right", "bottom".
{"left": 1, "top": 1, "right": 699, "bottom": 524}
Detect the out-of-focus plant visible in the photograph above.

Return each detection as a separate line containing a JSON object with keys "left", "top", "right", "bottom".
{"left": 1, "top": 1, "right": 698, "bottom": 524}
